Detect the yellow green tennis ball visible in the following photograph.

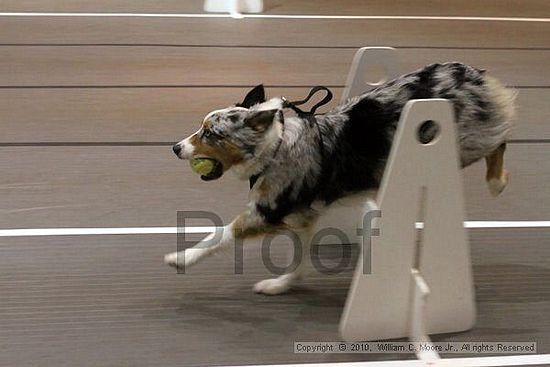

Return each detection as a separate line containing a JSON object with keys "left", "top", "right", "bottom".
{"left": 190, "top": 158, "right": 216, "bottom": 176}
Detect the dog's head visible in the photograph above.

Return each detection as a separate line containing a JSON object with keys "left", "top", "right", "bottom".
{"left": 173, "top": 85, "right": 284, "bottom": 181}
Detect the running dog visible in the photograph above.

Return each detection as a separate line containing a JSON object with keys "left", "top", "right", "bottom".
{"left": 166, "top": 62, "right": 516, "bottom": 295}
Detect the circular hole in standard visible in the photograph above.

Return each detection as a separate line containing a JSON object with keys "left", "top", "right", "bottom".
{"left": 417, "top": 120, "right": 441, "bottom": 144}
{"left": 364, "top": 64, "right": 387, "bottom": 86}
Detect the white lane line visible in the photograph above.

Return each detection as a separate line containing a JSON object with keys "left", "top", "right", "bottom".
{"left": 0, "top": 12, "right": 549, "bottom": 23}
{"left": 464, "top": 221, "right": 550, "bottom": 228}
{"left": 222, "top": 354, "right": 550, "bottom": 367}
{"left": 0, "top": 221, "right": 549, "bottom": 237}
{"left": 0, "top": 226, "right": 214, "bottom": 237}
{"left": 415, "top": 221, "right": 550, "bottom": 229}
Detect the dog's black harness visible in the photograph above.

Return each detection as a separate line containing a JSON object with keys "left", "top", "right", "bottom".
{"left": 249, "top": 86, "right": 333, "bottom": 189}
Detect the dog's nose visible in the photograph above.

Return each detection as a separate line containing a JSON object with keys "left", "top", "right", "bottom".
{"left": 172, "top": 144, "right": 182, "bottom": 156}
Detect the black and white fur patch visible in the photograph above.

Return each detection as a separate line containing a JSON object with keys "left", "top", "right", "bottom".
{"left": 251, "top": 62, "right": 514, "bottom": 224}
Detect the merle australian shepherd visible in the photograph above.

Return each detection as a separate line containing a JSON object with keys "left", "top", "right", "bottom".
{"left": 166, "top": 62, "right": 515, "bottom": 295}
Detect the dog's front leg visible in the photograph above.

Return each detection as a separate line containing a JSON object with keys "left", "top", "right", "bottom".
{"left": 164, "top": 221, "right": 236, "bottom": 271}
{"left": 163, "top": 209, "right": 272, "bottom": 271}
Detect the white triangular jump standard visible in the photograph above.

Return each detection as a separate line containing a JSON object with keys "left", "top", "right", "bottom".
{"left": 339, "top": 98, "right": 476, "bottom": 342}
{"left": 203, "top": 0, "right": 263, "bottom": 14}
{"left": 337, "top": 48, "right": 476, "bottom": 359}
{"left": 341, "top": 46, "right": 400, "bottom": 103}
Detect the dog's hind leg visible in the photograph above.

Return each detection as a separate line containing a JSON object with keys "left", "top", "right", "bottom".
{"left": 485, "top": 143, "right": 509, "bottom": 196}
{"left": 253, "top": 227, "right": 313, "bottom": 295}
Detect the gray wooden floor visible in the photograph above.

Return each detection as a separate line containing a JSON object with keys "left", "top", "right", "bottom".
{"left": 1, "top": 231, "right": 549, "bottom": 366}
{"left": 1, "top": 1, "right": 549, "bottom": 366}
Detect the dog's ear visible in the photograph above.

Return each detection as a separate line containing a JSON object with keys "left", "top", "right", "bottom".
{"left": 244, "top": 109, "right": 281, "bottom": 130}
{"left": 238, "top": 84, "right": 266, "bottom": 108}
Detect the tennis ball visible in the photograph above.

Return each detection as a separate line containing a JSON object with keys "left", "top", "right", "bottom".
{"left": 190, "top": 158, "right": 216, "bottom": 176}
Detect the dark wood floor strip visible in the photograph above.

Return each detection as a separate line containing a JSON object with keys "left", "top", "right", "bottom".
{"left": 1, "top": 44, "right": 550, "bottom": 51}
{"left": 3, "top": 0, "right": 549, "bottom": 17}
{"left": 2, "top": 85, "right": 549, "bottom": 89}
{"left": 1, "top": 140, "right": 549, "bottom": 147}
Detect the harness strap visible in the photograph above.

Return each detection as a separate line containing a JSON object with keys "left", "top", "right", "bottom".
{"left": 283, "top": 86, "right": 333, "bottom": 116}
{"left": 249, "top": 86, "right": 333, "bottom": 190}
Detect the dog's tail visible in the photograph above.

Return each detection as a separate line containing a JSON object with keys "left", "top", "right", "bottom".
{"left": 483, "top": 76, "right": 517, "bottom": 196}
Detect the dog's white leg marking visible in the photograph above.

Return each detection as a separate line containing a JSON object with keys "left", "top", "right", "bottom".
{"left": 253, "top": 229, "right": 312, "bottom": 295}
{"left": 253, "top": 273, "right": 299, "bottom": 295}
{"left": 164, "top": 225, "right": 233, "bottom": 270}
{"left": 163, "top": 247, "right": 212, "bottom": 269}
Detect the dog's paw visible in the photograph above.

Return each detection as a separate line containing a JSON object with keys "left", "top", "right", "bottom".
{"left": 164, "top": 251, "right": 182, "bottom": 269}
{"left": 164, "top": 249, "right": 209, "bottom": 270}
{"left": 488, "top": 169, "right": 509, "bottom": 197}
{"left": 253, "top": 277, "right": 292, "bottom": 295}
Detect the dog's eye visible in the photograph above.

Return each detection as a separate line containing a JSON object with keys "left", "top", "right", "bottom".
{"left": 202, "top": 130, "right": 223, "bottom": 140}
